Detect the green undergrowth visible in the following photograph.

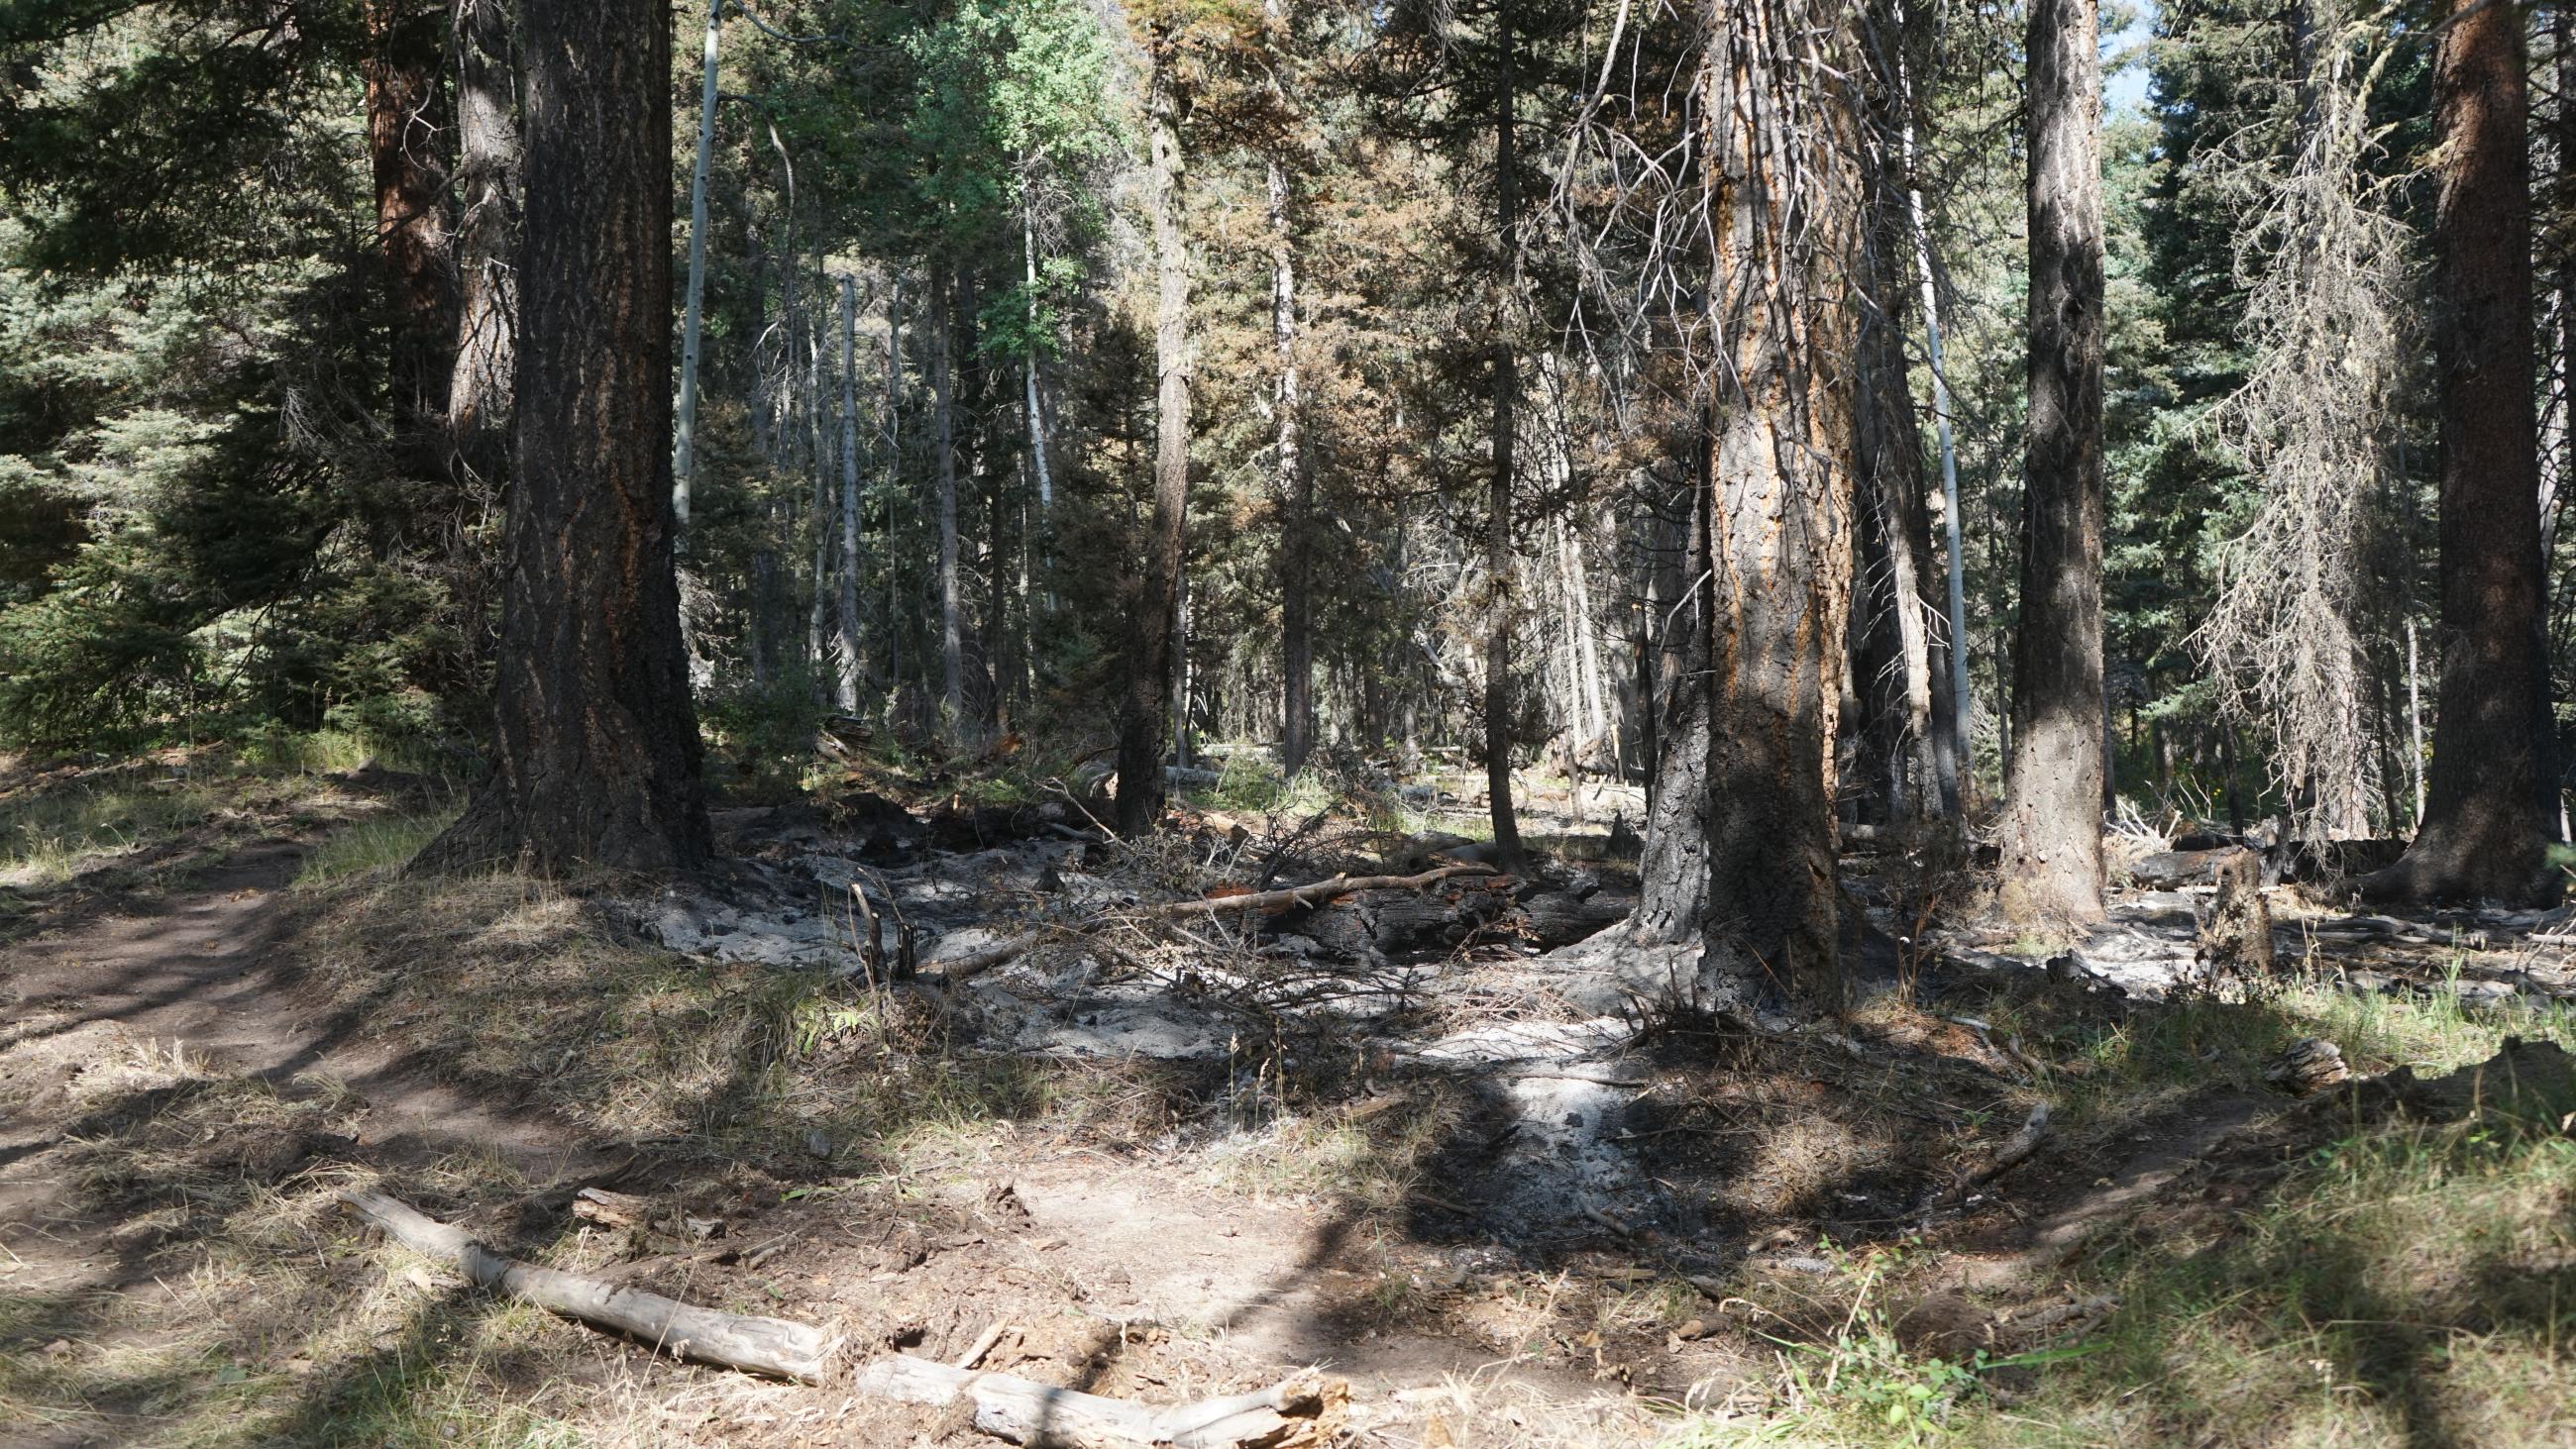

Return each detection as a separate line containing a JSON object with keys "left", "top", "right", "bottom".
{"left": 1685, "top": 980, "right": 2576, "bottom": 1446}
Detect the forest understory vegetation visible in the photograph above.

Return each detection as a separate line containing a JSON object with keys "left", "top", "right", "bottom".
{"left": 1, "top": 738, "right": 2571, "bottom": 1446}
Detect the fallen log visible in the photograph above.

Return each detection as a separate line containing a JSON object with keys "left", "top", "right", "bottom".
{"left": 1143, "top": 863, "right": 1498, "bottom": 918}
{"left": 850, "top": 1355, "right": 1343, "bottom": 1449}
{"left": 338, "top": 1190, "right": 832, "bottom": 1382}
{"left": 927, "top": 865, "right": 1504, "bottom": 983}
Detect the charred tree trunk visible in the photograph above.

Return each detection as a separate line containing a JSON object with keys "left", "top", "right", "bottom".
{"left": 1635, "top": 4, "right": 1863, "bottom": 1004}
{"left": 2364, "top": 0, "right": 2558, "bottom": 903}
{"left": 423, "top": 0, "right": 710, "bottom": 877}
{"left": 364, "top": 0, "right": 457, "bottom": 458}
{"left": 1115, "top": 39, "right": 1192, "bottom": 836}
{"left": 1998, "top": 0, "right": 2108, "bottom": 925}
{"left": 445, "top": 0, "right": 515, "bottom": 492}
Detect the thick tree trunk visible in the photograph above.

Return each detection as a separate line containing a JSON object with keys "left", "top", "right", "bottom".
{"left": 933, "top": 269, "right": 967, "bottom": 742}
{"left": 364, "top": 0, "right": 456, "bottom": 451}
{"left": 1998, "top": 0, "right": 2108, "bottom": 926}
{"left": 2364, "top": 0, "right": 2558, "bottom": 903}
{"left": 1484, "top": 5, "right": 1526, "bottom": 867}
{"left": 1634, "top": 4, "right": 1862, "bottom": 1004}
{"left": 423, "top": 0, "right": 710, "bottom": 877}
{"left": 1115, "top": 44, "right": 1192, "bottom": 836}
{"left": 445, "top": 0, "right": 515, "bottom": 492}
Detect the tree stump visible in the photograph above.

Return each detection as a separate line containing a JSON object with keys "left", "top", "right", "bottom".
{"left": 2198, "top": 848, "right": 2274, "bottom": 977}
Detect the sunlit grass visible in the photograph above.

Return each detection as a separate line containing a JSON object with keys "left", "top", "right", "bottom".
{"left": 0, "top": 776, "right": 219, "bottom": 885}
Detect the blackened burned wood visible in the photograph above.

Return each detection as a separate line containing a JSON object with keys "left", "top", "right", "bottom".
{"left": 338, "top": 1190, "right": 830, "bottom": 1381}
{"left": 849, "top": 1355, "right": 1343, "bottom": 1448}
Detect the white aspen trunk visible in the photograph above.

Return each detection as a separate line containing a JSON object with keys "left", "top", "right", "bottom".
{"left": 836, "top": 275, "right": 864, "bottom": 712}
{"left": 672, "top": 0, "right": 720, "bottom": 532}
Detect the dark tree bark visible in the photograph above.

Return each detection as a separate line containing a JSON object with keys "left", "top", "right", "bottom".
{"left": 444, "top": 0, "right": 516, "bottom": 492}
{"left": 1482, "top": 0, "right": 1526, "bottom": 866}
{"left": 1115, "top": 34, "right": 1192, "bottom": 836}
{"left": 1634, "top": 0, "right": 1863, "bottom": 1003}
{"left": 364, "top": 0, "right": 458, "bottom": 446}
{"left": 1998, "top": 0, "right": 2107, "bottom": 925}
{"left": 1271, "top": 160, "right": 1313, "bottom": 779}
{"left": 2364, "top": 0, "right": 2558, "bottom": 903}
{"left": 423, "top": 0, "right": 710, "bottom": 877}
{"left": 933, "top": 267, "right": 967, "bottom": 742}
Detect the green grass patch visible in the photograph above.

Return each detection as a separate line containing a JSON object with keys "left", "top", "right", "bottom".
{"left": 0, "top": 776, "right": 219, "bottom": 885}
{"left": 293, "top": 803, "right": 460, "bottom": 884}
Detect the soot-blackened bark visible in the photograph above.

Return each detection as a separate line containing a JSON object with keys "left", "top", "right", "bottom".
{"left": 424, "top": 0, "right": 711, "bottom": 878}
{"left": 1633, "top": 1, "right": 1863, "bottom": 1001}
{"left": 2364, "top": 0, "right": 2558, "bottom": 904}
{"left": 364, "top": 0, "right": 458, "bottom": 446}
{"left": 1999, "top": 0, "right": 2108, "bottom": 925}
{"left": 1115, "top": 38, "right": 1192, "bottom": 836}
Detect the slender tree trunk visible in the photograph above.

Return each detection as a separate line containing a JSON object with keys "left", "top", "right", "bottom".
{"left": 672, "top": 0, "right": 720, "bottom": 535}
{"left": 425, "top": 0, "right": 709, "bottom": 876}
{"left": 1022, "top": 191, "right": 1055, "bottom": 518}
{"left": 836, "top": 275, "right": 864, "bottom": 712}
{"left": 1115, "top": 40, "right": 1192, "bottom": 835}
{"left": 1633, "top": 0, "right": 1864, "bottom": 1001}
{"left": 1999, "top": 0, "right": 2108, "bottom": 926}
{"left": 934, "top": 268, "right": 966, "bottom": 743}
{"left": 1484, "top": 3, "right": 1526, "bottom": 866}
{"left": 1271, "top": 149, "right": 1314, "bottom": 779}
{"left": 1853, "top": 23, "right": 1955, "bottom": 824}
{"left": 445, "top": 0, "right": 514, "bottom": 492}
{"left": 363, "top": 0, "right": 458, "bottom": 458}
{"left": 2366, "top": 0, "right": 2557, "bottom": 902}
{"left": 807, "top": 319, "right": 833, "bottom": 685}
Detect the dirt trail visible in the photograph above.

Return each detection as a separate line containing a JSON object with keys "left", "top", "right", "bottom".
{"left": 0, "top": 842, "right": 601, "bottom": 1300}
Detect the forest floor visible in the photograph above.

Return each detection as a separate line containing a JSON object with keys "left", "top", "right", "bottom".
{"left": 2, "top": 744, "right": 2573, "bottom": 1447}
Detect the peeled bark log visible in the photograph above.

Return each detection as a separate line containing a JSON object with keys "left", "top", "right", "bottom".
{"left": 850, "top": 1356, "right": 1342, "bottom": 1449}
{"left": 339, "top": 1191, "right": 829, "bottom": 1380}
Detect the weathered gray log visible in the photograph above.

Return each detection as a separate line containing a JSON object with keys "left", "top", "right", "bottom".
{"left": 338, "top": 1190, "right": 831, "bottom": 1382}
{"left": 849, "top": 1355, "right": 1342, "bottom": 1449}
